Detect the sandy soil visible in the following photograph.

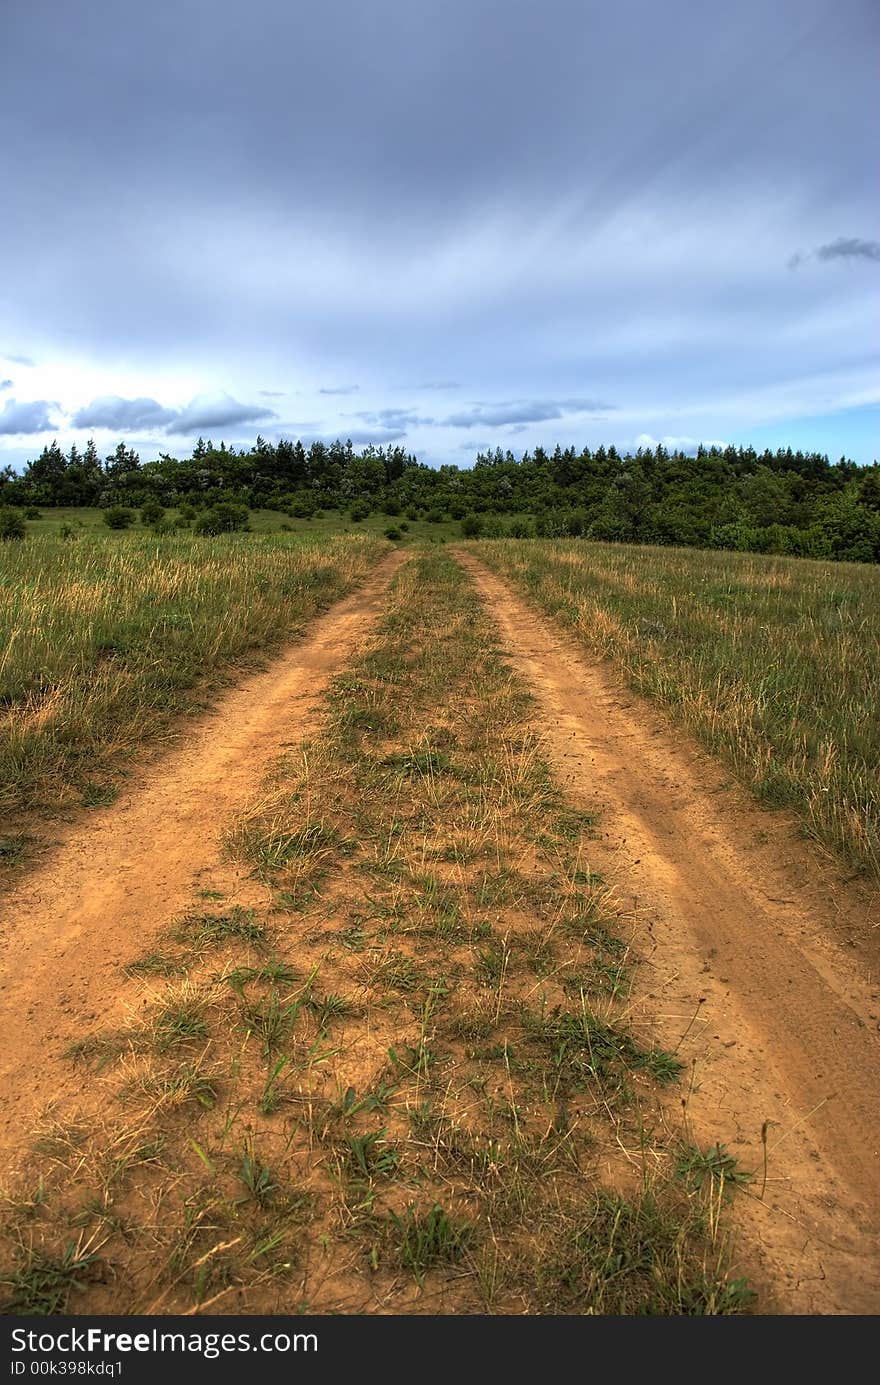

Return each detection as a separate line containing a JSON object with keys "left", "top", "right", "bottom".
{"left": 458, "top": 551, "right": 880, "bottom": 1315}
{"left": 0, "top": 551, "right": 407, "bottom": 1165}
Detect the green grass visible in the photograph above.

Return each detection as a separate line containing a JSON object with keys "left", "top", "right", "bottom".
{"left": 675, "top": 1142, "right": 753, "bottom": 1196}
{"left": 473, "top": 539, "right": 880, "bottom": 878}
{"left": 21, "top": 504, "right": 463, "bottom": 545}
{"left": 172, "top": 907, "right": 266, "bottom": 947}
{"left": 153, "top": 1000, "right": 210, "bottom": 1051}
{"left": 0, "top": 1240, "right": 102, "bottom": 1314}
{"left": 389, "top": 1203, "right": 476, "bottom": 1282}
{"left": 528, "top": 1189, "right": 755, "bottom": 1315}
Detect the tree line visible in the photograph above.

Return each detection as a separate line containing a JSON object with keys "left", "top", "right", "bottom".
{"left": 2, "top": 434, "right": 879, "bottom": 562}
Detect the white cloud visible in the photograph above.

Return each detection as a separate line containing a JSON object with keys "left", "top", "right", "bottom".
{"left": 635, "top": 433, "right": 727, "bottom": 454}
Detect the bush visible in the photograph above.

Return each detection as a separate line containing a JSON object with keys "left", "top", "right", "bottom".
{"left": 193, "top": 502, "right": 251, "bottom": 535}
{"left": 177, "top": 503, "right": 198, "bottom": 523}
{"left": 460, "top": 514, "right": 484, "bottom": 538}
{"left": 102, "top": 506, "right": 136, "bottom": 530}
{"left": 349, "top": 501, "right": 372, "bottom": 522}
{"left": 384, "top": 526, "right": 403, "bottom": 541}
{"left": 140, "top": 501, "right": 165, "bottom": 525}
{"left": 507, "top": 517, "right": 533, "bottom": 538}
{"left": 287, "top": 494, "right": 318, "bottom": 519}
{"left": 151, "top": 518, "right": 175, "bottom": 536}
{"left": 399, "top": 521, "right": 409, "bottom": 532}
{"left": 425, "top": 508, "right": 447, "bottom": 524}
{"left": 0, "top": 506, "right": 26, "bottom": 540}
{"left": 24, "top": 507, "right": 42, "bottom": 520}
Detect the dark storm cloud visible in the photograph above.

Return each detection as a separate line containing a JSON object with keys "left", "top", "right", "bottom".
{"left": 168, "top": 396, "right": 278, "bottom": 434}
{"left": 442, "top": 398, "right": 613, "bottom": 429}
{"left": 72, "top": 396, "right": 179, "bottom": 430}
{"left": 789, "top": 236, "right": 880, "bottom": 269}
{"left": 0, "top": 398, "right": 58, "bottom": 435}
{"left": 71, "top": 393, "right": 277, "bottom": 435}
{"left": 0, "top": 0, "right": 877, "bottom": 461}
{"left": 353, "top": 407, "right": 435, "bottom": 428}
{"left": 816, "top": 237, "right": 880, "bottom": 263}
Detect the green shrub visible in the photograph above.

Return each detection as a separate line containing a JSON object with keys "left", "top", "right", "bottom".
{"left": 102, "top": 507, "right": 136, "bottom": 530}
{"left": 193, "top": 502, "right": 251, "bottom": 535}
{"left": 24, "top": 507, "right": 42, "bottom": 520}
{"left": 384, "top": 526, "right": 403, "bottom": 541}
{"left": 0, "top": 506, "right": 26, "bottom": 540}
{"left": 287, "top": 494, "right": 318, "bottom": 519}
{"left": 140, "top": 501, "right": 165, "bottom": 525}
{"left": 349, "top": 501, "right": 371, "bottom": 522}
{"left": 460, "top": 514, "right": 483, "bottom": 538}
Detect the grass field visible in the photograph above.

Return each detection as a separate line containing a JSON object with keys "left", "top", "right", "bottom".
{"left": 472, "top": 540, "right": 880, "bottom": 879}
{"left": 5, "top": 529, "right": 875, "bottom": 1314}
{"left": 0, "top": 552, "right": 750, "bottom": 1315}
{"left": 0, "top": 530, "right": 385, "bottom": 831}
{"left": 20, "top": 505, "right": 463, "bottom": 545}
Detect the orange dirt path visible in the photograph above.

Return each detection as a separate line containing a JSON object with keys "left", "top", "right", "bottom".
{"left": 459, "top": 551, "right": 880, "bottom": 1315}
{"left": 0, "top": 551, "right": 407, "bottom": 1164}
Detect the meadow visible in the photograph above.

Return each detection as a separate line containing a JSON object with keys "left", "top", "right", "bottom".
{"left": 472, "top": 540, "right": 880, "bottom": 879}
{"left": 3, "top": 525, "right": 877, "bottom": 1314}
{"left": 0, "top": 529, "right": 385, "bottom": 832}
{"left": 19, "top": 504, "right": 463, "bottom": 545}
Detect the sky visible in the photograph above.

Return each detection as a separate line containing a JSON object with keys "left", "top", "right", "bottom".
{"left": 1, "top": 0, "right": 877, "bottom": 472}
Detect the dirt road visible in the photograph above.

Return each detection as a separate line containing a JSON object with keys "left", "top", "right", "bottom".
{"left": 459, "top": 551, "right": 880, "bottom": 1315}
{"left": 0, "top": 551, "right": 407, "bottom": 1164}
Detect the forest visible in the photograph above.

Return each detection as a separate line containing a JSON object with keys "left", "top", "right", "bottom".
{"left": 2, "top": 433, "right": 879, "bottom": 562}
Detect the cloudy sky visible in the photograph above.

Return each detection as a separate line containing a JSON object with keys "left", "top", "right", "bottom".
{"left": 1, "top": 0, "right": 877, "bottom": 470}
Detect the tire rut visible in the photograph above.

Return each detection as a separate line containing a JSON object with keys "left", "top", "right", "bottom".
{"left": 458, "top": 550, "right": 880, "bottom": 1315}
{"left": 0, "top": 550, "right": 408, "bottom": 1163}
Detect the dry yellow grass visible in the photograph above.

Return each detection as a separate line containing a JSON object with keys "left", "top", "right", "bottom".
{"left": 0, "top": 531, "right": 384, "bottom": 829}
{"left": 473, "top": 540, "right": 880, "bottom": 879}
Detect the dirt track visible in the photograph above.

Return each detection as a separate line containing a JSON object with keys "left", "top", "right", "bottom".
{"left": 0, "top": 551, "right": 406, "bottom": 1163}
{"left": 458, "top": 552, "right": 880, "bottom": 1315}
{"left": 2, "top": 543, "right": 879, "bottom": 1313}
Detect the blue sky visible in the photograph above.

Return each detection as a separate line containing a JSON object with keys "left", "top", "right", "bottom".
{"left": 1, "top": 0, "right": 877, "bottom": 471}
